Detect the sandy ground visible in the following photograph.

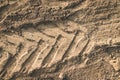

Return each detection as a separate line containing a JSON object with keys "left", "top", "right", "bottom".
{"left": 0, "top": 0, "right": 120, "bottom": 80}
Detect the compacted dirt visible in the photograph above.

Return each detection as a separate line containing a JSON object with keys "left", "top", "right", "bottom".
{"left": 0, "top": 0, "right": 120, "bottom": 80}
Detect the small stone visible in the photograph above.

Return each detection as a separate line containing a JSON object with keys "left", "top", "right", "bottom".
{"left": 109, "top": 58, "right": 120, "bottom": 71}
{"left": 59, "top": 73, "right": 65, "bottom": 79}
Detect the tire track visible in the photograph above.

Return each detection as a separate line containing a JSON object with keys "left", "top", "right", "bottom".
{"left": 0, "top": 43, "right": 22, "bottom": 78}
{"left": 0, "top": 40, "right": 38, "bottom": 79}
{"left": 62, "top": 30, "right": 79, "bottom": 59}
{"left": 67, "top": 36, "right": 89, "bottom": 59}
{"left": 0, "top": 52, "right": 10, "bottom": 73}
{"left": 48, "top": 38, "right": 66, "bottom": 67}
{"left": 28, "top": 43, "right": 49, "bottom": 73}
{"left": 20, "top": 39, "right": 43, "bottom": 73}
{"left": 42, "top": 34, "right": 62, "bottom": 67}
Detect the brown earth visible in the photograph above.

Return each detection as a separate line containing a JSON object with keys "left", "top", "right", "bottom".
{"left": 0, "top": 0, "right": 120, "bottom": 80}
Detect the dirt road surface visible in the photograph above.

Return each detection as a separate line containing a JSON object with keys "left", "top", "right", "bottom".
{"left": 0, "top": 0, "right": 120, "bottom": 80}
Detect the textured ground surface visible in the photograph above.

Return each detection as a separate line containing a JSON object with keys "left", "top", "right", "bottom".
{"left": 0, "top": 0, "right": 120, "bottom": 80}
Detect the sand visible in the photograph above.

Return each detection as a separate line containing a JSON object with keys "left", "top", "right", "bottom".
{"left": 0, "top": 0, "right": 120, "bottom": 80}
